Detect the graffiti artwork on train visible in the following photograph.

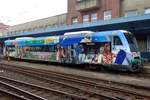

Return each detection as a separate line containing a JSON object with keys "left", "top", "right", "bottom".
{"left": 4, "top": 30, "right": 142, "bottom": 72}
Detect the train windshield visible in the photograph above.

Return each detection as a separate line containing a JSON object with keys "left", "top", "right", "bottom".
{"left": 124, "top": 33, "right": 139, "bottom": 52}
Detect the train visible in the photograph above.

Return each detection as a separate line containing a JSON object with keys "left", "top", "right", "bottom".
{"left": 4, "top": 30, "right": 143, "bottom": 72}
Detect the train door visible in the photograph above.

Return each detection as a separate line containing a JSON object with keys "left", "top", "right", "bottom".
{"left": 64, "top": 44, "right": 75, "bottom": 63}
{"left": 71, "top": 44, "right": 76, "bottom": 63}
{"left": 111, "top": 35, "right": 132, "bottom": 66}
{"left": 78, "top": 43, "right": 97, "bottom": 64}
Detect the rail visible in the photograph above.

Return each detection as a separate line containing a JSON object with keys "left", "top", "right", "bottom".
{"left": 0, "top": 62, "right": 150, "bottom": 100}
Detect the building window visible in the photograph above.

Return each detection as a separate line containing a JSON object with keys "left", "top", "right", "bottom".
{"left": 76, "top": 0, "right": 83, "bottom": 2}
{"left": 72, "top": 17, "right": 78, "bottom": 24}
{"left": 91, "top": 13, "right": 98, "bottom": 21}
{"left": 104, "top": 10, "right": 112, "bottom": 20}
{"left": 83, "top": 15, "right": 89, "bottom": 22}
{"left": 125, "top": 10, "right": 138, "bottom": 17}
{"left": 144, "top": 8, "right": 150, "bottom": 14}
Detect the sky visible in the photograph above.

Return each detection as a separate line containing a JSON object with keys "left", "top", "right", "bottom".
{"left": 0, "top": 0, "right": 67, "bottom": 26}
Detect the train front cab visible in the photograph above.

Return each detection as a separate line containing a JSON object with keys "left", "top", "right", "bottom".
{"left": 123, "top": 32, "right": 142, "bottom": 72}
{"left": 110, "top": 31, "right": 142, "bottom": 72}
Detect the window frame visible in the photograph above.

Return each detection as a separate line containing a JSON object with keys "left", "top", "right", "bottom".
{"left": 113, "top": 36, "right": 123, "bottom": 46}
{"left": 91, "top": 13, "right": 98, "bottom": 21}
{"left": 125, "top": 10, "right": 138, "bottom": 17}
{"left": 144, "top": 7, "right": 150, "bottom": 14}
{"left": 72, "top": 17, "right": 78, "bottom": 24}
{"left": 104, "top": 10, "right": 112, "bottom": 20}
{"left": 83, "top": 14, "right": 90, "bottom": 22}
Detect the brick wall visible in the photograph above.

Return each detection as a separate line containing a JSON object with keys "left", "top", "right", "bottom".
{"left": 67, "top": 0, "right": 121, "bottom": 24}
{"left": 121, "top": 0, "right": 150, "bottom": 16}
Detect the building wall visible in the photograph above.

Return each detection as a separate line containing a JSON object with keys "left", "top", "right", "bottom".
{"left": 121, "top": 0, "right": 150, "bottom": 52}
{"left": 0, "top": 23, "right": 9, "bottom": 53}
{"left": 67, "top": 0, "right": 80, "bottom": 24}
{"left": 121, "top": 0, "right": 150, "bottom": 16}
{"left": 68, "top": 0, "right": 150, "bottom": 24}
{"left": 0, "top": 23, "right": 9, "bottom": 37}
{"left": 4, "top": 14, "right": 67, "bottom": 37}
{"left": 67, "top": 0, "right": 121, "bottom": 24}
{"left": 67, "top": 0, "right": 150, "bottom": 53}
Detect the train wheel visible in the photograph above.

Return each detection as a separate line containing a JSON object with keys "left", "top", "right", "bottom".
{"left": 130, "top": 65, "right": 140, "bottom": 72}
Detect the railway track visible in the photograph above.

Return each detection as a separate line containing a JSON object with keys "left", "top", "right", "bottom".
{"left": 0, "top": 76, "right": 91, "bottom": 100}
{"left": 0, "top": 78, "right": 46, "bottom": 100}
{"left": 0, "top": 62, "right": 150, "bottom": 100}
{"left": 0, "top": 90, "right": 24, "bottom": 100}
{"left": 0, "top": 63, "right": 117, "bottom": 100}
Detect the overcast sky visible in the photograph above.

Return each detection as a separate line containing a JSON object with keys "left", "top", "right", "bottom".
{"left": 0, "top": 0, "right": 67, "bottom": 26}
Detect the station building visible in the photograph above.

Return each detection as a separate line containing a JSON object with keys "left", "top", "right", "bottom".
{"left": 67, "top": 0, "right": 150, "bottom": 53}
{"left": 2, "top": 0, "right": 150, "bottom": 60}
{"left": 0, "top": 23, "right": 9, "bottom": 53}
{"left": 3, "top": 14, "right": 67, "bottom": 38}
{"left": 0, "top": 23, "right": 9, "bottom": 37}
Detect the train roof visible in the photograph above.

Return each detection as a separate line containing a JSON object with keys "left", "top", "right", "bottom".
{"left": 64, "top": 31, "right": 94, "bottom": 35}
{"left": 15, "top": 37, "right": 34, "bottom": 40}
{"left": 4, "top": 40, "right": 15, "bottom": 46}
{"left": 4, "top": 30, "right": 130, "bottom": 47}
{"left": 94, "top": 30, "right": 130, "bottom": 35}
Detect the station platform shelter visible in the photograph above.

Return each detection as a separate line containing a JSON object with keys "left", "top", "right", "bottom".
{"left": 1, "top": 14, "right": 150, "bottom": 61}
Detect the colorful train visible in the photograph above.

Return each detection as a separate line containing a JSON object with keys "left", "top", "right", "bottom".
{"left": 4, "top": 30, "right": 142, "bottom": 72}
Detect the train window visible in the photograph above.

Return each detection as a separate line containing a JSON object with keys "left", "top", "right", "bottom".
{"left": 25, "top": 46, "right": 56, "bottom": 52}
{"left": 124, "top": 34, "right": 138, "bottom": 52}
{"left": 40, "top": 46, "right": 56, "bottom": 52}
{"left": 33, "top": 47, "right": 36, "bottom": 51}
{"left": 49, "top": 46, "right": 56, "bottom": 52}
{"left": 84, "top": 45, "right": 96, "bottom": 54}
{"left": 114, "top": 36, "right": 122, "bottom": 45}
{"left": 30, "top": 47, "right": 33, "bottom": 51}
{"left": 44, "top": 46, "right": 48, "bottom": 52}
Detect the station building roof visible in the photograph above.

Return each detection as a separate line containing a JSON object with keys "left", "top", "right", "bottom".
{"left": 3, "top": 14, "right": 67, "bottom": 38}
{"left": 2, "top": 14, "right": 150, "bottom": 40}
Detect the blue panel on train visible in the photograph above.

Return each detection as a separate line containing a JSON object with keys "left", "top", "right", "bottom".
{"left": 114, "top": 50, "right": 126, "bottom": 64}
{"left": 60, "top": 34, "right": 84, "bottom": 47}
{"left": 92, "top": 33, "right": 110, "bottom": 42}
{"left": 16, "top": 40, "right": 26, "bottom": 47}
{"left": 5, "top": 40, "right": 13, "bottom": 46}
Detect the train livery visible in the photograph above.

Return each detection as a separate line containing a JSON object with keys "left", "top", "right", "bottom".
{"left": 4, "top": 30, "right": 142, "bottom": 72}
